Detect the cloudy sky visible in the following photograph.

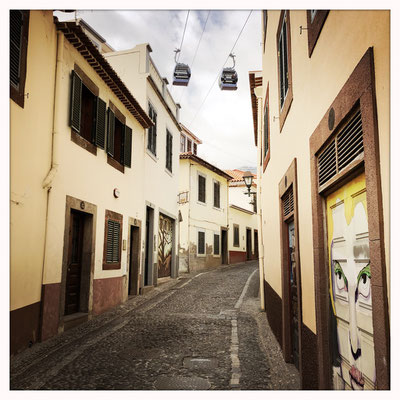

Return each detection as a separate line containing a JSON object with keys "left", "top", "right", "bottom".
{"left": 55, "top": 9, "right": 261, "bottom": 171}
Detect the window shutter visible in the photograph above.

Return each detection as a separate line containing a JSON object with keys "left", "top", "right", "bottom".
{"left": 10, "top": 10, "right": 23, "bottom": 88}
{"left": 198, "top": 231, "right": 205, "bottom": 254}
{"left": 95, "top": 97, "right": 106, "bottom": 149}
{"left": 112, "top": 221, "right": 120, "bottom": 262}
{"left": 264, "top": 105, "right": 269, "bottom": 157}
{"left": 153, "top": 111, "right": 157, "bottom": 154}
{"left": 282, "top": 186, "right": 294, "bottom": 217}
{"left": 169, "top": 133, "right": 173, "bottom": 170}
{"left": 107, "top": 108, "right": 115, "bottom": 156}
{"left": 124, "top": 125, "right": 132, "bottom": 167}
{"left": 70, "top": 71, "right": 82, "bottom": 133}
{"left": 106, "top": 220, "right": 120, "bottom": 263}
{"left": 198, "top": 175, "right": 206, "bottom": 202}
{"left": 214, "top": 234, "right": 220, "bottom": 255}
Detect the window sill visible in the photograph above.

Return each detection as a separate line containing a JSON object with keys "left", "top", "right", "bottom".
{"left": 196, "top": 253, "right": 206, "bottom": 258}
{"left": 71, "top": 130, "right": 97, "bottom": 156}
{"left": 165, "top": 168, "right": 173, "bottom": 177}
{"left": 103, "top": 262, "right": 121, "bottom": 270}
{"left": 197, "top": 201, "right": 207, "bottom": 207}
{"left": 263, "top": 150, "right": 271, "bottom": 172}
{"left": 279, "top": 91, "right": 293, "bottom": 132}
{"left": 146, "top": 148, "right": 158, "bottom": 162}
{"left": 107, "top": 155, "right": 124, "bottom": 173}
{"left": 212, "top": 206, "right": 221, "bottom": 211}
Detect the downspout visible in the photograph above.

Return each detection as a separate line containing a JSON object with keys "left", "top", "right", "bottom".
{"left": 187, "top": 161, "right": 192, "bottom": 272}
{"left": 41, "top": 31, "right": 64, "bottom": 291}
{"left": 254, "top": 86, "right": 265, "bottom": 311}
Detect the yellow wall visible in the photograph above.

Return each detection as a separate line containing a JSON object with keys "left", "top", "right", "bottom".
{"left": 228, "top": 207, "right": 258, "bottom": 253}
{"left": 259, "top": 10, "right": 390, "bottom": 333}
{"left": 10, "top": 11, "right": 57, "bottom": 311}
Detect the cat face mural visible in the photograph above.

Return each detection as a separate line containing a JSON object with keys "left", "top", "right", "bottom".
{"left": 327, "top": 175, "right": 375, "bottom": 390}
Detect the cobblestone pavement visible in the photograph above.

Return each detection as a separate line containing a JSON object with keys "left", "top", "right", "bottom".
{"left": 10, "top": 261, "right": 300, "bottom": 390}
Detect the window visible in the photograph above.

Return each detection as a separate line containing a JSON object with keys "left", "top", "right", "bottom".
{"left": 214, "top": 234, "right": 220, "bottom": 255}
{"left": 70, "top": 68, "right": 106, "bottom": 155}
{"left": 198, "top": 174, "right": 206, "bottom": 203}
{"left": 193, "top": 142, "right": 197, "bottom": 155}
{"left": 10, "top": 10, "right": 29, "bottom": 108}
{"left": 263, "top": 83, "right": 271, "bottom": 171}
{"left": 103, "top": 210, "right": 123, "bottom": 270}
{"left": 166, "top": 130, "right": 173, "bottom": 172}
{"left": 147, "top": 102, "right": 157, "bottom": 155}
{"left": 262, "top": 11, "right": 268, "bottom": 53}
{"left": 276, "top": 11, "right": 293, "bottom": 131}
{"left": 233, "top": 225, "right": 240, "bottom": 247}
{"left": 180, "top": 134, "right": 186, "bottom": 152}
{"left": 198, "top": 231, "right": 205, "bottom": 255}
{"left": 106, "top": 103, "right": 132, "bottom": 171}
{"left": 187, "top": 139, "right": 192, "bottom": 153}
{"left": 213, "top": 180, "right": 220, "bottom": 208}
{"left": 306, "top": 10, "right": 329, "bottom": 57}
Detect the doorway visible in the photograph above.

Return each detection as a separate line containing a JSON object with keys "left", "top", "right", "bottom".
{"left": 254, "top": 230, "right": 259, "bottom": 259}
{"left": 246, "top": 228, "right": 252, "bottom": 260}
{"left": 221, "top": 228, "right": 228, "bottom": 264}
{"left": 128, "top": 225, "right": 140, "bottom": 296}
{"left": 158, "top": 213, "right": 173, "bottom": 278}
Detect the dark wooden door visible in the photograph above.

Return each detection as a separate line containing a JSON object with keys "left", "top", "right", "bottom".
{"left": 65, "top": 211, "right": 84, "bottom": 315}
{"left": 221, "top": 229, "right": 228, "bottom": 264}
{"left": 246, "top": 229, "right": 252, "bottom": 260}
{"left": 128, "top": 225, "right": 140, "bottom": 295}
{"left": 254, "top": 230, "right": 259, "bottom": 259}
{"left": 288, "top": 220, "right": 299, "bottom": 369}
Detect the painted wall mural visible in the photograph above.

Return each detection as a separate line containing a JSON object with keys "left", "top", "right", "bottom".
{"left": 158, "top": 213, "right": 173, "bottom": 278}
{"left": 326, "top": 173, "right": 375, "bottom": 390}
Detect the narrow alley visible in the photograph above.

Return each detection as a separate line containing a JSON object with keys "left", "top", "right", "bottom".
{"left": 10, "top": 261, "right": 299, "bottom": 390}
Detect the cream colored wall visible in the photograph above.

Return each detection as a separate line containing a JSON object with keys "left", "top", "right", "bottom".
{"left": 228, "top": 207, "right": 258, "bottom": 253}
{"left": 259, "top": 10, "right": 390, "bottom": 332}
{"left": 229, "top": 185, "right": 255, "bottom": 211}
{"left": 10, "top": 11, "right": 57, "bottom": 311}
{"left": 42, "top": 36, "right": 146, "bottom": 289}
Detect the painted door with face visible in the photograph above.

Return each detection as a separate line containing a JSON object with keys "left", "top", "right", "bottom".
{"left": 158, "top": 213, "right": 173, "bottom": 278}
{"left": 327, "top": 172, "right": 375, "bottom": 390}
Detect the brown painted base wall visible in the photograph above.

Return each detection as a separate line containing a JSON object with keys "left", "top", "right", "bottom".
{"left": 40, "top": 283, "right": 61, "bottom": 342}
{"left": 229, "top": 250, "right": 247, "bottom": 264}
{"left": 92, "top": 276, "right": 124, "bottom": 315}
{"left": 301, "top": 323, "right": 319, "bottom": 389}
{"left": 264, "top": 279, "right": 283, "bottom": 348}
{"left": 10, "top": 302, "right": 41, "bottom": 355}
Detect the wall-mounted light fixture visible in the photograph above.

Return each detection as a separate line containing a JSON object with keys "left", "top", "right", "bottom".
{"left": 113, "top": 188, "right": 120, "bottom": 198}
{"left": 243, "top": 171, "right": 257, "bottom": 197}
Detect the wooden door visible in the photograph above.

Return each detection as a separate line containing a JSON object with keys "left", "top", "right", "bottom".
{"left": 158, "top": 214, "right": 173, "bottom": 278}
{"left": 128, "top": 225, "right": 140, "bottom": 295}
{"left": 246, "top": 229, "right": 252, "bottom": 260}
{"left": 65, "top": 211, "right": 84, "bottom": 315}
{"left": 221, "top": 229, "right": 228, "bottom": 265}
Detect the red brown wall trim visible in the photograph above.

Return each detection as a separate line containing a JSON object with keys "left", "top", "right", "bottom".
{"left": 229, "top": 251, "right": 247, "bottom": 264}
{"left": 301, "top": 324, "right": 318, "bottom": 389}
{"left": 10, "top": 302, "right": 40, "bottom": 355}
{"left": 306, "top": 10, "right": 329, "bottom": 57}
{"left": 278, "top": 158, "right": 303, "bottom": 378}
{"left": 92, "top": 276, "right": 124, "bottom": 315}
{"left": 40, "top": 283, "right": 61, "bottom": 342}
{"left": 309, "top": 47, "right": 389, "bottom": 389}
{"left": 264, "top": 280, "right": 283, "bottom": 348}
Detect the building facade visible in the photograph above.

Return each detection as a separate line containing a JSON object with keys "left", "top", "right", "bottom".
{"left": 250, "top": 10, "right": 390, "bottom": 389}
{"left": 178, "top": 153, "right": 231, "bottom": 272}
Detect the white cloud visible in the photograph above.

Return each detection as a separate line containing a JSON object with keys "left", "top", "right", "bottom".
{"left": 55, "top": 9, "right": 261, "bottom": 170}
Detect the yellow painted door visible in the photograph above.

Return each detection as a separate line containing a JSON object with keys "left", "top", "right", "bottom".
{"left": 326, "top": 172, "right": 375, "bottom": 390}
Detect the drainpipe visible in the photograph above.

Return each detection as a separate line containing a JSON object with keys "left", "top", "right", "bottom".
{"left": 187, "top": 161, "right": 192, "bottom": 272}
{"left": 41, "top": 31, "right": 64, "bottom": 290}
{"left": 254, "top": 86, "right": 265, "bottom": 311}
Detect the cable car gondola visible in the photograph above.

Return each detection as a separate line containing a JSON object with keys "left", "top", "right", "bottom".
{"left": 173, "top": 49, "right": 191, "bottom": 86}
{"left": 219, "top": 53, "right": 238, "bottom": 91}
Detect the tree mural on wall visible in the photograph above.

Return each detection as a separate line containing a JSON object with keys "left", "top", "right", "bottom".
{"left": 158, "top": 214, "right": 173, "bottom": 278}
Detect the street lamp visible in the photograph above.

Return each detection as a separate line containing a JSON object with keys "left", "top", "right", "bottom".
{"left": 243, "top": 171, "right": 256, "bottom": 197}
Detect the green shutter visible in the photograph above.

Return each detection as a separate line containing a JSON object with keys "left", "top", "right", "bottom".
{"left": 107, "top": 108, "right": 115, "bottom": 156}
{"left": 70, "top": 70, "right": 82, "bottom": 133}
{"left": 10, "top": 11, "right": 23, "bottom": 88}
{"left": 95, "top": 97, "right": 106, "bottom": 149}
{"left": 124, "top": 125, "right": 132, "bottom": 167}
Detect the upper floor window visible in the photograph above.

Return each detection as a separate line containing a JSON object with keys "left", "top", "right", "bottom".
{"left": 193, "top": 142, "right": 197, "bottom": 155}
{"left": 147, "top": 102, "right": 157, "bottom": 155}
{"left": 262, "top": 11, "right": 268, "bottom": 53}
{"left": 276, "top": 10, "right": 293, "bottom": 131}
{"left": 10, "top": 10, "right": 29, "bottom": 108}
{"left": 213, "top": 180, "right": 220, "bottom": 208}
{"left": 187, "top": 139, "right": 192, "bottom": 153}
{"left": 306, "top": 10, "right": 329, "bottom": 57}
{"left": 198, "top": 174, "right": 206, "bottom": 203}
{"left": 310, "top": 10, "right": 317, "bottom": 22}
{"left": 166, "top": 130, "right": 173, "bottom": 172}
{"left": 180, "top": 134, "right": 186, "bottom": 152}
{"left": 263, "top": 83, "right": 271, "bottom": 172}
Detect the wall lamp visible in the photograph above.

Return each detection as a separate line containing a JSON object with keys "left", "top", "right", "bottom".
{"left": 243, "top": 171, "right": 257, "bottom": 197}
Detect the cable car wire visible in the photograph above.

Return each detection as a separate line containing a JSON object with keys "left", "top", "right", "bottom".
{"left": 177, "top": 10, "right": 190, "bottom": 63}
{"left": 188, "top": 10, "right": 253, "bottom": 128}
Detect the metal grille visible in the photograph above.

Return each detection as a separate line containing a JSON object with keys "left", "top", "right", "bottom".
{"left": 282, "top": 186, "right": 294, "bottom": 217}
{"left": 318, "top": 109, "right": 363, "bottom": 188}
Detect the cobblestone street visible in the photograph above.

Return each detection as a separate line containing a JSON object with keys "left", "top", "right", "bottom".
{"left": 10, "top": 261, "right": 299, "bottom": 390}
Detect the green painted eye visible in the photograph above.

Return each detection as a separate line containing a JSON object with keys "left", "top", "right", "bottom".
{"left": 357, "top": 263, "right": 371, "bottom": 299}
{"left": 334, "top": 261, "right": 348, "bottom": 291}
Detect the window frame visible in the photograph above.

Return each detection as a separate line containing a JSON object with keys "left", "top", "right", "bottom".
{"left": 306, "top": 10, "right": 329, "bottom": 57}
{"left": 197, "top": 172, "right": 207, "bottom": 204}
{"left": 166, "top": 129, "right": 173, "bottom": 172}
{"left": 263, "top": 83, "right": 271, "bottom": 172}
{"left": 103, "top": 210, "right": 123, "bottom": 270}
{"left": 276, "top": 10, "right": 293, "bottom": 132}
{"left": 147, "top": 101, "right": 157, "bottom": 156}
{"left": 262, "top": 11, "right": 268, "bottom": 53}
{"left": 10, "top": 10, "right": 29, "bottom": 108}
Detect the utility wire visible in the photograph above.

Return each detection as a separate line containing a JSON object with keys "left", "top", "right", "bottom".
{"left": 177, "top": 10, "right": 190, "bottom": 63}
{"left": 188, "top": 10, "right": 253, "bottom": 128}
{"left": 179, "top": 10, "right": 211, "bottom": 104}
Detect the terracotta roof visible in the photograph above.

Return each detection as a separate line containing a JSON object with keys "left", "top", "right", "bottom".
{"left": 180, "top": 152, "right": 232, "bottom": 180}
{"left": 180, "top": 123, "right": 203, "bottom": 144}
{"left": 249, "top": 71, "right": 263, "bottom": 146}
{"left": 55, "top": 18, "right": 153, "bottom": 129}
{"left": 224, "top": 169, "right": 257, "bottom": 183}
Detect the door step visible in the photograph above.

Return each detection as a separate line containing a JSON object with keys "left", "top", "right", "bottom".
{"left": 140, "top": 285, "right": 154, "bottom": 295}
{"left": 63, "top": 312, "right": 88, "bottom": 331}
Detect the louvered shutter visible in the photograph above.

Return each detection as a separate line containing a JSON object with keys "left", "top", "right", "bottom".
{"left": 199, "top": 175, "right": 206, "bottom": 202}
{"left": 198, "top": 231, "right": 205, "bottom": 254}
{"left": 152, "top": 111, "right": 157, "bottom": 154}
{"left": 10, "top": 11, "right": 23, "bottom": 88}
{"left": 107, "top": 108, "right": 115, "bottom": 156}
{"left": 70, "top": 71, "right": 82, "bottom": 133}
{"left": 106, "top": 220, "right": 120, "bottom": 263}
{"left": 124, "top": 125, "right": 132, "bottom": 167}
{"left": 95, "top": 97, "right": 106, "bottom": 149}
{"left": 282, "top": 186, "right": 294, "bottom": 217}
{"left": 214, "top": 234, "right": 220, "bottom": 255}
{"left": 112, "top": 221, "right": 120, "bottom": 262}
